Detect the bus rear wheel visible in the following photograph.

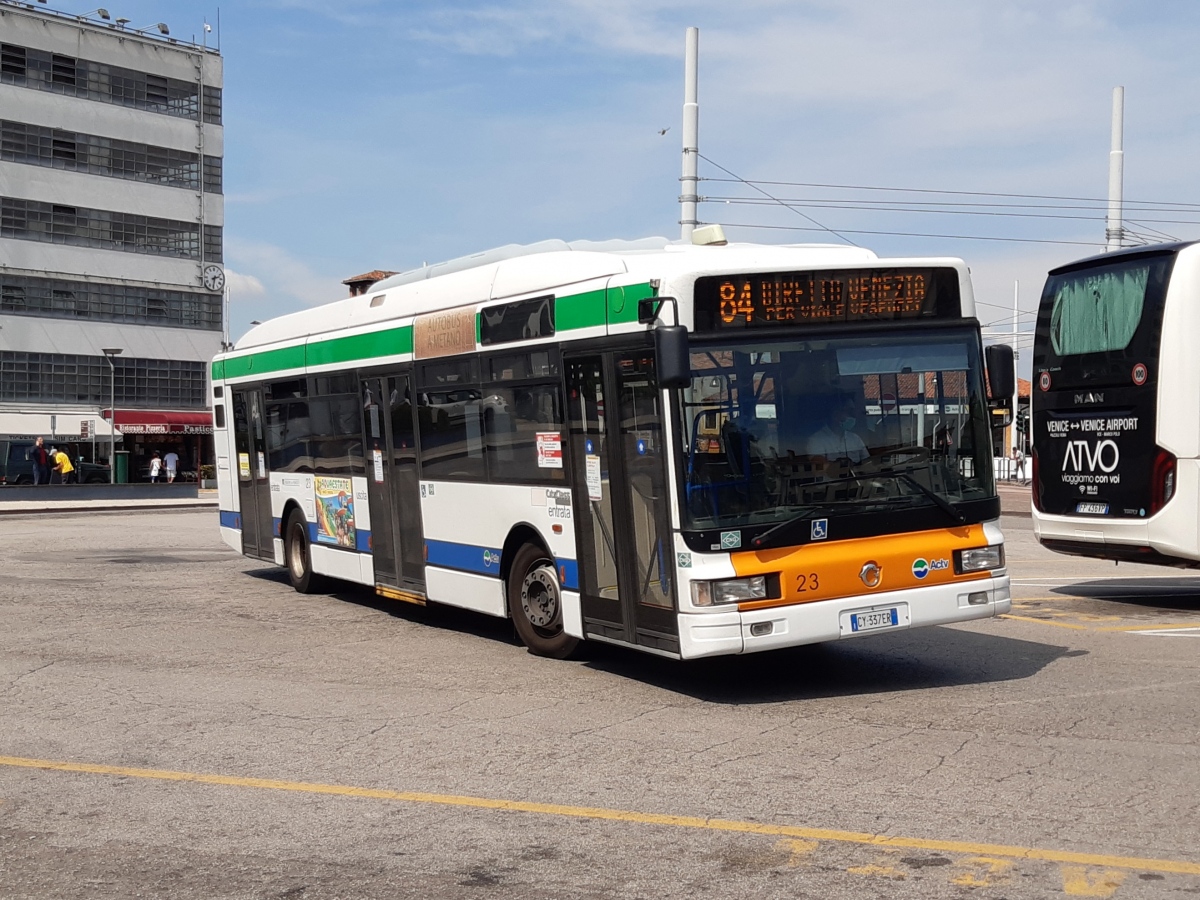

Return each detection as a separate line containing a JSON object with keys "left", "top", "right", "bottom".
{"left": 507, "top": 543, "right": 579, "bottom": 659}
{"left": 285, "top": 510, "right": 323, "bottom": 594}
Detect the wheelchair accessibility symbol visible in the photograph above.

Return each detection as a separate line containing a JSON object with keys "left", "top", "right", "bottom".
{"left": 811, "top": 519, "right": 829, "bottom": 541}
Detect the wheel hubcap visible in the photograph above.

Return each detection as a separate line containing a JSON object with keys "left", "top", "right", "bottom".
{"left": 521, "top": 565, "right": 560, "bottom": 629}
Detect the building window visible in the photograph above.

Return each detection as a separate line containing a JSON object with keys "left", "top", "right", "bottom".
{"left": 1, "top": 44, "right": 27, "bottom": 79}
{"left": 0, "top": 196, "right": 221, "bottom": 262}
{"left": 0, "top": 42, "right": 222, "bottom": 125}
{"left": 0, "top": 274, "right": 220, "bottom": 330}
{"left": 0, "top": 351, "right": 207, "bottom": 408}
{"left": 0, "top": 120, "right": 222, "bottom": 193}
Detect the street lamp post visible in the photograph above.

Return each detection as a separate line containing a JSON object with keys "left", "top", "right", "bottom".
{"left": 102, "top": 348, "right": 123, "bottom": 484}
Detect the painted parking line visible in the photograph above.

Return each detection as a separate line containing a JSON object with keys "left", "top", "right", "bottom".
{"left": 1, "top": 754, "right": 1199, "bottom": 878}
{"left": 1126, "top": 626, "right": 1200, "bottom": 637}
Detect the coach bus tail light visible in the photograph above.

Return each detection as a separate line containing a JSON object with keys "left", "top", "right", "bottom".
{"left": 1150, "top": 447, "right": 1177, "bottom": 515}
{"left": 1030, "top": 447, "right": 1042, "bottom": 512}
{"left": 954, "top": 545, "right": 1004, "bottom": 574}
{"left": 691, "top": 575, "right": 769, "bottom": 607}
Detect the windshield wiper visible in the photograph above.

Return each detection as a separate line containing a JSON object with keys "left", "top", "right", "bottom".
{"left": 749, "top": 506, "right": 825, "bottom": 549}
{"left": 888, "top": 472, "right": 966, "bottom": 524}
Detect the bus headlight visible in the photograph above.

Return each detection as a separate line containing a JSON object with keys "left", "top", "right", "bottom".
{"left": 691, "top": 576, "right": 769, "bottom": 607}
{"left": 955, "top": 545, "right": 1004, "bottom": 574}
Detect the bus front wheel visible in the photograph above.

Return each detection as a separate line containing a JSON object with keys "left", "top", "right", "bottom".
{"left": 507, "top": 543, "right": 579, "bottom": 659}
{"left": 285, "top": 510, "right": 323, "bottom": 594}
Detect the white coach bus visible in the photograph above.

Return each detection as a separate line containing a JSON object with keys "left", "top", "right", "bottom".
{"left": 1033, "top": 241, "right": 1200, "bottom": 565}
{"left": 212, "top": 236, "right": 1011, "bottom": 659}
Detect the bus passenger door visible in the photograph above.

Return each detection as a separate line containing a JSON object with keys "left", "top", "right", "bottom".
{"left": 362, "top": 377, "right": 397, "bottom": 584}
{"left": 387, "top": 374, "right": 425, "bottom": 587}
{"left": 565, "top": 352, "right": 679, "bottom": 654}
{"left": 232, "top": 387, "right": 273, "bottom": 559}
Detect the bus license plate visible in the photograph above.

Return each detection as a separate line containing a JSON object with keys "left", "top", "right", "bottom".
{"left": 1076, "top": 502, "right": 1109, "bottom": 515}
{"left": 849, "top": 607, "right": 899, "bottom": 633}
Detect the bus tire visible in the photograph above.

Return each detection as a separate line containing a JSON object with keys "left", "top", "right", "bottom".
{"left": 285, "top": 510, "right": 324, "bottom": 594}
{"left": 507, "top": 542, "right": 579, "bottom": 659}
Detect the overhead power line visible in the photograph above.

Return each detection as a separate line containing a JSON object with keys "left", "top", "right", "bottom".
{"left": 699, "top": 177, "right": 1200, "bottom": 211}
{"left": 696, "top": 154, "right": 857, "bottom": 246}
{"left": 709, "top": 221, "right": 1105, "bottom": 248}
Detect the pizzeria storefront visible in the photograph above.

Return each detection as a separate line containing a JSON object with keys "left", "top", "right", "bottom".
{"left": 102, "top": 410, "right": 214, "bottom": 481}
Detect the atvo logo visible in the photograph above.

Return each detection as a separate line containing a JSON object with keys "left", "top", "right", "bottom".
{"left": 1063, "top": 439, "right": 1119, "bottom": 473}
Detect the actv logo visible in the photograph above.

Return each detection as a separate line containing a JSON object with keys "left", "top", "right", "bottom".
{"left": 1062, "top": 440, "right": 1119, "bottom": 473}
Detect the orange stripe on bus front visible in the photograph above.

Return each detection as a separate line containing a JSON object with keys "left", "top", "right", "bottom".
{"left": 731, "top": 524, "right": 993, "bottom": 611}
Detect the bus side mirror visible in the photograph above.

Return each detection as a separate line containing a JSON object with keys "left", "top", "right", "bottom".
{"left": 655, "top": 325, "right": 690, "bottom": 389}
{"left": 985, "top": 344, "right": 1015, "bottom": 400}
{"left": 637, "top": 298, "right": 660, "bottom": 324}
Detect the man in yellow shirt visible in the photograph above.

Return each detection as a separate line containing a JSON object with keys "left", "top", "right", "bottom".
{"left": 51, "top": 447, "right": 76, "bottom": 484}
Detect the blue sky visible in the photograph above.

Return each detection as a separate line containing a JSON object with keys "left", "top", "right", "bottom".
{"left": 47, "top": 1, "right": 1200, "bottom": 373}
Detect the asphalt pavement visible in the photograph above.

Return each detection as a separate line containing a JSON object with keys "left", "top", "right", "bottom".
{"left": 1, "top": 506, "right": 1197, "bottom": 899}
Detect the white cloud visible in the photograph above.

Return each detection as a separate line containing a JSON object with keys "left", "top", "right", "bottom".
{"left": 227, "top": 240, "right": 343, "bottom": 308}
{"left": 223, "top": 268, "right": 266, "bottom": 298}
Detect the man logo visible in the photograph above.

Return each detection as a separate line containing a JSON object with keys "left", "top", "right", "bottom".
{"left": 912, "top": 558, "right": 930, "bottom": 579}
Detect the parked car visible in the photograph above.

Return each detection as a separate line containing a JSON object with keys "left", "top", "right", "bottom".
{"left": 0, "top": 440, "right": 110, "bottom": 484}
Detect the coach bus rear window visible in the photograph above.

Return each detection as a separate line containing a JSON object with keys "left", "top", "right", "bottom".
{"left": 1048, "top": 262, "right": 1148, "bottom": 356}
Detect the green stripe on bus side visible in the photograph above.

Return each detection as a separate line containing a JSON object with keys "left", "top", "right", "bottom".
{"left": 214, "top": 282, "right": 653, "bottom": 381}
{"left": 306, "top": 325, "right": 413, "bottom": 368}
{"left": 221, "top": 344, "right": 306, "bottom": 380}
{"left": 555, "top": 288, "right": 607, "bottom": 331}
{"left": 607, "top": 282, "right": 656, "bottom": 325}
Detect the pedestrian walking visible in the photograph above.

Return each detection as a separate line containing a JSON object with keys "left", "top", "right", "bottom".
{"left": 27, "top": 436, "right": 50, "bottom": 485}
{"left": 1015, "top": 446, "right": 1027, "bottom": 485}
{"left": 163, "top": 449, "right": 179, "bottom": 483}
{"left": 148, "top": 450, "right": 163, "bottom": 483}
{"left": 51, "top": 446, "right": 76, "bottom": 484}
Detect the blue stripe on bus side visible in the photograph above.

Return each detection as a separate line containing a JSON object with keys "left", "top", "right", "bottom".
{"left": 219, "top": 510, "right": 241, "bottom": 530}
{"left": 272, "top": 517, "right": 282, "bottom": 538}
{"left": 356, "top": 529, "right": 372, "bottom": 553}
{"left": 425, "top": 539, "right": 504, "bottom": 577}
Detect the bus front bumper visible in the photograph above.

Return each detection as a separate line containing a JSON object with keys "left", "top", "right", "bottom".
{"left": 676, "top": 574, "right": 1011, "bottom": 660}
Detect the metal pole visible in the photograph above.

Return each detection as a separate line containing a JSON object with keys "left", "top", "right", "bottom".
{"left": 1012, "top": 279, "right": 1021, "bottom": 465}
{"left": 108, "top": 358, "right": 115, "bottom": 484}
{"left": 680, "top": 26, "right": 699, "bottom": 241}
{"left": 1106, "top": 86, "right": 1125, "bottom": 252}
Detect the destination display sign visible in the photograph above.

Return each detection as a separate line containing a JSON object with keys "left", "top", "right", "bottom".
{"left": 693, "top": 267, "right": 960, "bottom": 331}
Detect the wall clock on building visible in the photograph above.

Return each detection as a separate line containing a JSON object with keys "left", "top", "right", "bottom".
{"left": 202, "top": 264, "right": 226, "bottom": 292}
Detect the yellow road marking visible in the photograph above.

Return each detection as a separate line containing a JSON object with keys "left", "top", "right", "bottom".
{"left": 952, "top": 856, "right": 1013, "bottom": 887}
{"left": 1001, "top": 614, "right": 1090, "bottom": 630}
{"left": 2, "top": 754, "right": 1200, "bottom": 877}
{"left": 1062, "top": 866, "right": 1126, "bottom": 897}
{"left": 1003, "top": 613, "right": 1200, "bottom": 632}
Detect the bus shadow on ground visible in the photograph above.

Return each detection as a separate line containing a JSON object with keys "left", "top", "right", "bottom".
{"left": 1050, "top": 578, "right": 1200, "bottom": 613}
{"left": 245, "top": 570, "right": 1070, "bottom": 704}
{"left": 577, "top": 629, "right": 1073, "bottom": 704}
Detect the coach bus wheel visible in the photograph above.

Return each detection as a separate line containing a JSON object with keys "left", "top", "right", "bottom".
{"left": 507, "top": 543, "right": 579, "bottom": 659}
{"left": 285, "top": 510, "right": 323, "bottom": 594}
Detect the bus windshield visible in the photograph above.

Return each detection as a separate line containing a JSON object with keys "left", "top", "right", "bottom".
{"left": 678, "top": 328, "right": 995, "bottom": 534}
{"left": 1033, "top": 252, "right": 1173, "bottom": 390}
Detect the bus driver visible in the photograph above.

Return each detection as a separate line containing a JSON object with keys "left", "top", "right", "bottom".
{"left": 806, "top": 394, "right": 869, "bottom": 465}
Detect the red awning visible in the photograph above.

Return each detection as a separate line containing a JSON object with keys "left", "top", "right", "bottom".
{"left": 102, "top": 410, "right": 213, "bottom": 435}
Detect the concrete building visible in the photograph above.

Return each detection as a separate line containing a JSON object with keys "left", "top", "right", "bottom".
{"left": 0, "top": 2, "right": 222, "bottom": 478}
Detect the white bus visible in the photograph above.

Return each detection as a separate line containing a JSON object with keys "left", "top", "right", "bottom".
{"left": 1033, "top": 241, "right": 1200, "bottom": 566}
{"left": 212, "top": 237, "right": 1011, "bottom": 659}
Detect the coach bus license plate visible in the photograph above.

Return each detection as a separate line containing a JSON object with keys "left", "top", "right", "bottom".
{"left": 845, "top": 606, "right": 901, "bottom": 633}
{"left": 1075, "top": 502, "right": 1109, "bottom": 515}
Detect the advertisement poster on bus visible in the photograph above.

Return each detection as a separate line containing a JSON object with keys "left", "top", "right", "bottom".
{"left": 315, "top": 476, "right": 356, "bottom": 547}
{"left": 1036, "top": 404, "right": 1153, "bottom": 518}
